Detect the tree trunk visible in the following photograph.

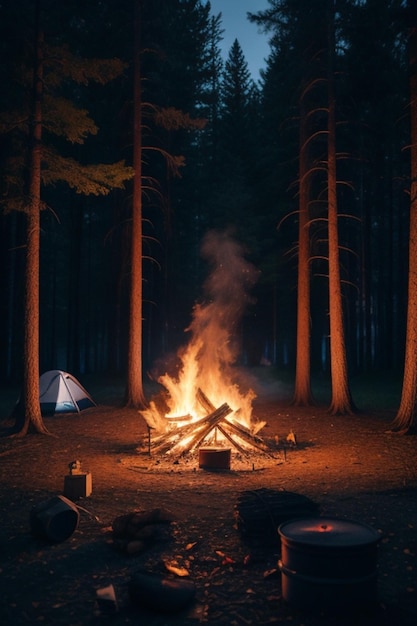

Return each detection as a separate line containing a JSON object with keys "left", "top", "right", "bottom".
{"left": 326, "top": 0, "right": 355, "bottom": 415}
{"left": 293, "top": 96, "right": 315, "bottom": 405}
{"left": 390, "top": 0, "right": 417, "bottom": 433}
{"left": 17, "top": 1, "right": 50, "bottom": 436}
{"left": 125, "top": 0, "right": 146, "bottom": 408}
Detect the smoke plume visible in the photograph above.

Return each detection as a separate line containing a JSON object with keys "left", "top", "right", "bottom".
{"left": 184, "top": 229, "right": 259, "bottom": 373}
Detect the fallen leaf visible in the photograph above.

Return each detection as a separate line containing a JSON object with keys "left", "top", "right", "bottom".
{"left": 164, "top": 563, "right": 189, "bottom": 577}
{"left": 222, "top": 556, "right": 235, "bottom": 565}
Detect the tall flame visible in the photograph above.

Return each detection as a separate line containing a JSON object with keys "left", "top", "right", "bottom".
{"left": 147, "top": 230, "right": 259, "bottom": 431}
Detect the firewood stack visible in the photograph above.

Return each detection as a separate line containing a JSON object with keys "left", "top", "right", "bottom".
{"left": 234, "top": 488, "right": 320, "bottom": 548}
{"left": 112, "top": 508, "right": 175, "bottom": 555}
{"left": 148, "top": 387, "right": 270, "bottom": 457}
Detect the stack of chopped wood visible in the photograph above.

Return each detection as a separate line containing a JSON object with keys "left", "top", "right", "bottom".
{"left": 112, "top": 508, "right": 174, "bottom": 555}
{"left": 234, "top": 488, "right": 320, "bottom": 547}
{"left": 149, "top": 387, "right": 270, "bottom": 457}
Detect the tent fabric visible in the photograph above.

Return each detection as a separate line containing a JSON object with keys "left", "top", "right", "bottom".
{"left": 13, "top": 370, "right": 97, "bottom": 417}
{"left": 39, "top": 370, "right": 96, "bottom": 415}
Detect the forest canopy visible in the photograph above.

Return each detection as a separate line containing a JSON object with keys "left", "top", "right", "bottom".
{"left": 0, "top": 0, "right": 413, "bottom": 404}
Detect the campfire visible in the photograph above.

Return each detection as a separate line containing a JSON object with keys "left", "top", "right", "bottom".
{"left": 144, "top": 387, "right": 269, "bottom": 458}
{"left": 138, "top": 231, "right": 273, "bottom": 465}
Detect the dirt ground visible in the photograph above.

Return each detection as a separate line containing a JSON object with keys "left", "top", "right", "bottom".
{"left": 0, "top": 384, "right": 416, "bottom": 626}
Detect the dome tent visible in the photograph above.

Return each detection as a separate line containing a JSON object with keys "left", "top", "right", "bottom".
{"left": 14, "top": 370, "right": 96, "bottom": 416}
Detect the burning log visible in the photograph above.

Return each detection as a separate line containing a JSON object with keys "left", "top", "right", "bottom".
{"left": 216, "top": 424, "right": 247, "bottom": 455}
{"left": 196, "top": 387, "right": 268, "bottom": 450}
{"left": 150, "top": 402, "right": 232, "bottom": 455}
{"left": 176, "top": 404, "right": 233, "bottom": 453}
{"left": 196, "top": 387, "right": 216, "bottom": 413}
{"left": 220, "top": 419, "right": 272, "bottom": 455}
{"left": 143, "top": 388, "right": 272, "bottom": 459}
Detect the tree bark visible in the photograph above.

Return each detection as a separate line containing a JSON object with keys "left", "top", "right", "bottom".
{"left": 293, "top": 95, "right": 315, "bottom": 405}
{"left": 390, "top": 0, "right": 417, "bottom": 433}
{"left": 326, "top": 0, "right": 355, "bottom": 415}
{"left": 17, "top": 1, "right": 50, "bottom": 436}
{"left": 125, "top": 0, "right": 146, "bottom": 408}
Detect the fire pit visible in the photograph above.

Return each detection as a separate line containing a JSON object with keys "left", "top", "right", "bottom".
{"left": 143, "top": 387, "right": 270, "bottom": 459}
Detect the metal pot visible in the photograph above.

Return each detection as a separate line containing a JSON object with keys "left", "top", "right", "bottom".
{"left": 278, "top": 517, "right": 381, "bottom": 612}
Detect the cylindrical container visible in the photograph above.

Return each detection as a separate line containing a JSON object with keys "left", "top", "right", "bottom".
{"left": 30, "top": 494, "right": 80, "bottom": 543}
{"left": 278, "top": 517, "right": 381, "bottom": 612}
{"left": 198, "top": 447, "right": 231, "bottom": 470}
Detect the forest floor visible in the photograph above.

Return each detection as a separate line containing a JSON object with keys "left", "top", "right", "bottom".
{"left": 0, "top": 373, "right": 416, "bottom": 626}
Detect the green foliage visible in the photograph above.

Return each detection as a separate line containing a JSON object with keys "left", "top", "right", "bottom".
{"left": 41, "top": 152, "right": 134, "bottom": 195}
{"left": 44, "top": 43, "right": 127, "bottom": 87}
{"left": 0, "top": 32, "right": 132, "bottom": 212}
{"left": 0, "top": 0, "right": 413, "bottom": 389}
{"left": 43, "top": 96, "right": 98, "bottom": 143}
{"left": 153, "top": 106, "right": 207, "bottom": 131}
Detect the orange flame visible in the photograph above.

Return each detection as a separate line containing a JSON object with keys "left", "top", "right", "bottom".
{"left": 160, "top": 335, "right": 256, "bottom": 427}
{"left": 144, "top": 231, "right": 260, "bottom": 441}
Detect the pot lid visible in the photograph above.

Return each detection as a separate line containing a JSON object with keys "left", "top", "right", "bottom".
{"left": 278, "top": 517, "right": 381, "bottom": 547}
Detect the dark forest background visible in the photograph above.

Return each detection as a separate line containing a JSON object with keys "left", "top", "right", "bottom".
{"left": 0, "top": 0, "right": 412, "bottom": 393}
